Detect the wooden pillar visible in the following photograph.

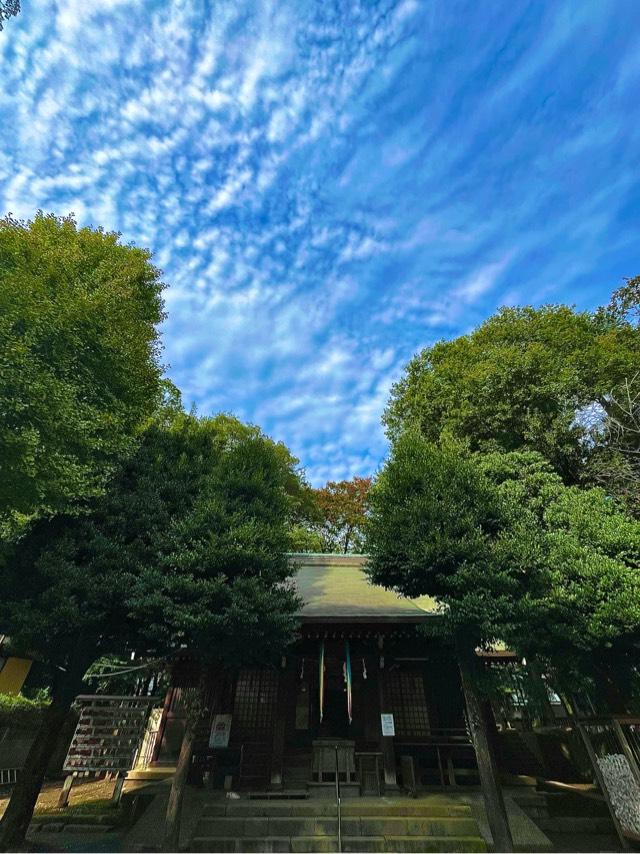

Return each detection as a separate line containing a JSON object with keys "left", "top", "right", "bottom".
{"left": 111, "top": 775, "right": 125, "bottom": 806}
{"left": 377, "top": 662, "right": 398, "bottom": 792}
{"left": 57, "top": 774, "right": 74, "bottom": 808}
{"left": 152, "top": 686, "right": 175, "bottom": 763}
{"left": 270, "top": 664, "right": 293, "bottom": 789}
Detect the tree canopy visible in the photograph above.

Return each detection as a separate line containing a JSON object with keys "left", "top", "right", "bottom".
{"left": 0, "top": 410, "right": 302, "bottom": 848}
{"left": 290, "top": 476, "right": 371, "bottom": 553}
{"left": 383, "top": 304, "right": 640, "bottom": 482}
{"left": 366, "top": 433, "right": 640, "bottom": 699}
{"left": 0, "top": 213, "right": 165, "bottom": 535}
{"left": 0, "top": 0, "right": 19, "bottom": 30}
{"left": 0, "top": 411, "right": 301, "bottom": 673}
{"left": 607, "top": 274, "right": 640, "bottom": 325}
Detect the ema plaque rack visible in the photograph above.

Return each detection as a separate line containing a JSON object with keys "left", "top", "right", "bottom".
{"left": 60, "top": 694, "right": 159, "bottom": 806}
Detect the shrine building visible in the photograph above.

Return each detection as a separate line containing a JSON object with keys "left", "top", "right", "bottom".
{"left": 154, "top": 553, "right": 496, "bottom": 794}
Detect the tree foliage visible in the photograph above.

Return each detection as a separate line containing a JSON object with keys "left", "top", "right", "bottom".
{"left": 0, "top": 213, "right": 165, "bottom": 534}
{"left": 0, "top": 411, "right": 301, "bottom": 672}
{"left": 0, "top": 693, "right": 47, "bottom": 730}
{"left": 366, "top": 433, "right": 640, "bottom": 698}
{"left": 607, "top": 274, "right": 640, "bottom": 325}
{"left": 292, "top": 476, "right": 372, "bottom": 553}
{"left": 478, "top": 449, "right": 640, "bottom": 677}
{"left": 383, "top": 304, "right": 640, "bottom": 482}
{"left": 584, "top": 373, "right": 640, "bottom": 515}
{"left": 0, "top": 411, "right": 302, "bottom": 847}
{"left": 0, "top": 0, "right": 20, "bottom": 30}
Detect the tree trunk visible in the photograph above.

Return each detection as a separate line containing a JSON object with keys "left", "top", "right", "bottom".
{"left": 163, "top": 716, "right": 197, "bottom": 852}
{"left": 597, "top": 659, "right": 631, "bottom": 715}
{"left": 0, "top": 664, "right": 84, "bottom": 851}
{"left": 163, "top": 673, "right": 217, "bottom": 852}
{"left": 457, "top": 641, "right": 514, "bottom": 853}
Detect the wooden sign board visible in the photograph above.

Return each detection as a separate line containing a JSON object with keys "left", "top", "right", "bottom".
{"left": 63, "top": 695, "right": 158, "bottom": 775}
{"left": 381, "top": 713, "right": 395, "bottom": 736}
{"left": 209, "top": 714, "right": 232, "bottom": 749}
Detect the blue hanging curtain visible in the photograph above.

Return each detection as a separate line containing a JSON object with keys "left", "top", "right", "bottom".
{"left": 345, "top": 641, "right": 353, "bottom": 723}
{"left": 319, "top": 640, "right": 325, "bottom": 722}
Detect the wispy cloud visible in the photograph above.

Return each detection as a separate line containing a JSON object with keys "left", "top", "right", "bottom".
{"left": 1, "top": 0, "right": 639, "bottom": 482}
{"left": 454, "top": 256, "right": 513, "bottom": 303}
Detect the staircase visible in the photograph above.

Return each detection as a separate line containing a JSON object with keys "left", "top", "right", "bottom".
{"left": 190, "top": 796, "right": 487, "bottom": 853}
{"left": 239, "top": 742, "right": 272, "bottom": 790}
{"left": 283, "top": 749, "right": 313, "bottom": 790}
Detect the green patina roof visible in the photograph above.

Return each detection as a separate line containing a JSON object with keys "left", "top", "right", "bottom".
{"left": 289, "top": 553, "right": 440, "bottom": 623}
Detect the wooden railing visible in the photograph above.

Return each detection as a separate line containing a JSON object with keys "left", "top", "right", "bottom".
{"left": 394, "top": 727, "right": 475, "bottom": 788}
{"left": 0, "top": 768, "right": 19, "bottom": 786}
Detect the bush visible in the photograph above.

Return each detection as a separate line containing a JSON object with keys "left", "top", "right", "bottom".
{"left": 0, "top": 692, "right": 48, "bottom": 729}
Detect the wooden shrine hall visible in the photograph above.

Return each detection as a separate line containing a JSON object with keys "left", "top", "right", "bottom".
{"left": 154, "top": 554, "right": 478, "bottom": 795}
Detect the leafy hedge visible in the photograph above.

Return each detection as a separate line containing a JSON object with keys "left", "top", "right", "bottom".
{"left": 0, "top": 692, "right": 49, "bottom": 729}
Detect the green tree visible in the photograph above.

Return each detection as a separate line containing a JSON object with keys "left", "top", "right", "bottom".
{"left": 584, "top": 277, "right": 640, "bottom": 513}
{"left": 0, "top": 412, "right": 301, "bottom": 849}
{"left": 607, "top": 274, "right": 640, "bottom": 325}
{"left": 366, "top": 433, "right": 640, "bottom": 851}
{"left": 288, "top": 481, "right": 326, "bottom": 552}
{"left": 0, "top": 0, "right": 19, "bottom": 30}
{"left": 584, "top": 373, "right": 640, "bottom": 516}
{"left": 477, "top": 449, "right": 640, "bottom": 705}
{"left": 0, "top": 213, "right": 165, "bottom": 535}
{"left": 384, "top": 304, "right": 640, "bottom": 482}
{"left": 366, "top": 433, "right": 516, "bottom": 850}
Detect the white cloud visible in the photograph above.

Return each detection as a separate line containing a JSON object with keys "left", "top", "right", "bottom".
{"left": 454, "top": 255, "right": 512, "bottom": 303}
{"left": 1, "top": 0, "right": 636, "bottom": 485}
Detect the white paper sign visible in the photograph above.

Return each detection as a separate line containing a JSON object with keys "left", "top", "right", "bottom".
{"left": 209, "top": 714, "right": 232, "bottom": 749}
{"left": 381, "top": 713, "right": 395, "bottom": 737}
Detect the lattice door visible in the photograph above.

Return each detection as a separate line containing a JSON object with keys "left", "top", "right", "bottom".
{"left": 232, "top": 669, "right": 279, "bottom": 741}
{"left": 386, "top": 670, "right": 430, "bottom": 737}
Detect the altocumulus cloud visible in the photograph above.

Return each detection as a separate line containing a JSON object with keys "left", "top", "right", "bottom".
{"left": 1, "top": 0, "right": 640, "bottom": 482}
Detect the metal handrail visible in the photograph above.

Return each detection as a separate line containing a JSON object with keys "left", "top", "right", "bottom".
{"left": 334, "top": 745, "right": 342, "bottom": 854}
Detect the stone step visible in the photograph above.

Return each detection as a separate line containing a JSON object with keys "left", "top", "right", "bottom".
{"left": 191, "top": 837, "right": 289, "bottom": 852}
{"left": 194, "top": 815, "right": 480, "bottom": 839}
{"left": 32, "top": 822, "right": 116, "bottom": 834}
{"left": 537, "top": 816, "right": 615, "bottom": 833}
{"left": 202, "top": 801, "right": 473, "bottom": 819}
{"left": 191, "top": 836, "right": 486, "bottom": 853}
{"left": 342, "top": 802, "right": 472, "bottom": 818}
{"left": 31, "top": 814, "right": 118, "bottom": 826}
{"left": 247, "top": 791, "right": 310, "bottom": 801}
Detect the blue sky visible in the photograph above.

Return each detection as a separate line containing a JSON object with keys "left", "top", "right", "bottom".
{"left": 1, "top": 1, "right": 639, "bottom": 484}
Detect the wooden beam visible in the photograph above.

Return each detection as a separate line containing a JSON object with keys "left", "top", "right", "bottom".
{"left": 57, "top": 774, "right": 74, "bottom": 808}
{"left": 270, "top": 667, "right": 293, "bottom": 789}
{"left": 377, "top": 666, "right": 398, "bottom": 792}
